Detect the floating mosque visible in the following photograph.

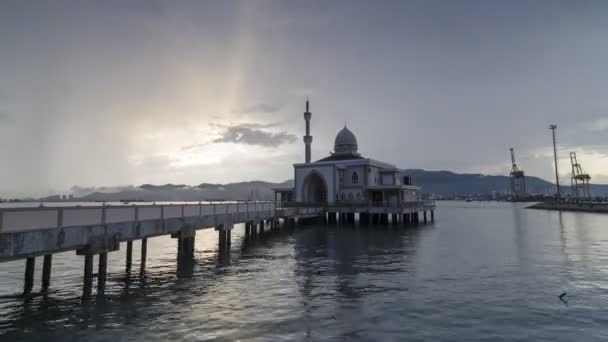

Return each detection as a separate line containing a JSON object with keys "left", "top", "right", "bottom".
{"left": 275, "top": 100, "right": 420, "bottom": 205}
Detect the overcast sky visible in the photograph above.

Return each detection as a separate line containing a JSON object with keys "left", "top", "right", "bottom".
{"left": 1, "top": 0, "right": 608, "bottom": 197}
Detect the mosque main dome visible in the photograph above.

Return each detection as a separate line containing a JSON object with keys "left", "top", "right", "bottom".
{"left": 334, "top": 126, "right": 358, "bottom": 155}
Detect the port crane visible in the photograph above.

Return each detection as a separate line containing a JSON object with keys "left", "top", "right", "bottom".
{"left": 509, "top": 148, "right": 526, "bottom": 199}
{"left": 569, "top": 152, "right": 591, "bottom": 200}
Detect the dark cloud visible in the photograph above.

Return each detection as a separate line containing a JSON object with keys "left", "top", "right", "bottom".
{"left": 236, "top": 103, "right": 280, "bottom": 114}
{"left": 212, "top": 123, "right": 297, "bottom": 147}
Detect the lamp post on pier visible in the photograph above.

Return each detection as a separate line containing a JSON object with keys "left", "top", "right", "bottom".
{"left": 549, "top": 124, "right": 561, "bottom": 200}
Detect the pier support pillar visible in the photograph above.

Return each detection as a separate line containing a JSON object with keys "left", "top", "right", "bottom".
{"left": 380, "top": 213, "right": 389, "bottom": 225}
{"left": 126, "top": 241, "right": 133, "bottom": 272}
{"left": 359, "top": 212, "right": 367, "bottom": 225}
{"left": 140, "top": 238, "right": 148, "bottom": 272}
{"left": 431, "top": 210, "right": 435, "bottom": 222}
{"left": 259, "top": 220, "right": 265, "bottom": 235}
{"left": 41, "top": 254, "right": 52, "bottom": 290}
{"left": 172, "top": 228, "right": 196, "bottom": 277}
{"left": 327, "top": 212, "right": 337, "bottom": 224}
{"left": 23, "top": 257, "right": 35, "bottom": 296}
{"left": 98, "top": 252, "right": 107, "bottom": 294}
{"left": 424, "top": 211, "right": 427, "bottom": 223}
{"left": 218, "top": 229, "right": 226, "bottom": 249}
{"left": 217, "top": 223, "right": 233, "bottom": 252}
{"left": 82, "top": 254, "right": 94, "bottom": 301}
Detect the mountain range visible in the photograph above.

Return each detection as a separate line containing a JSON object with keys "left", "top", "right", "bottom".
{"left": 35, "top": 169, "right": 608, "bottom": 202}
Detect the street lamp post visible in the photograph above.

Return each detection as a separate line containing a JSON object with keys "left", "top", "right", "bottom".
{"left": 549, "top": 124, "right": 561, "bottom": 200}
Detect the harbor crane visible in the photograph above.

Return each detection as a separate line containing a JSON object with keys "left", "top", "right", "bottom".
{"left": 509, "top": 148, "right": 527, "bottom": 199}
{"left": 569, "top": 152, "right": 591, "bottom": 200}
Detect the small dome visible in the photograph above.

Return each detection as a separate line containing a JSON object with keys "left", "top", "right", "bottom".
{"left": 334, "top": 126, "right": 358, "bottom": 155}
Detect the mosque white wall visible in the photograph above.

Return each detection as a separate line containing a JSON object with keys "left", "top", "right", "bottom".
{"left": 367, "top": 167, "right": 380, "bottom": 186}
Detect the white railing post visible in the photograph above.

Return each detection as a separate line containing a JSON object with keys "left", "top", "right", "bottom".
{"left": 57, "top": 208, "right": 64, "bottom": 229}
{"left": 101, "top": 205, "right": 107, "bottom": 226}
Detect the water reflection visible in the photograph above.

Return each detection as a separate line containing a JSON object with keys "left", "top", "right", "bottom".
{"left": 1, "top": 204, "right": 608, "bottom": 341}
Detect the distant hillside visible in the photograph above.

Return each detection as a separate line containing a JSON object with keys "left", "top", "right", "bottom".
{"left": 37, "top": 169, "right": 608, "bottom": 202}
{"left": 404, "top": 169, "right": 608, "bottom": 196}
{"left": 73, "top": 180, "right": 294, "bottom": 202}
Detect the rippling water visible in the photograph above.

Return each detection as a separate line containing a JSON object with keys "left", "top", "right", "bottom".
{"left": 1, "top": 201, "right": 608, "bottom": 341}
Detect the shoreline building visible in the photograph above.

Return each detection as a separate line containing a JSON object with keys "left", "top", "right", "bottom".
{"left": 276, "top": 100, "right": 420, "bottom": 205}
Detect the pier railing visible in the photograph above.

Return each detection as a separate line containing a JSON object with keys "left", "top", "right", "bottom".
{"left": 0, "top": 201, "right": 276, "bottom": 233}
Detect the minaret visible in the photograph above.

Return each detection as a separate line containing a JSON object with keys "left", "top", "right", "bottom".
{"left": 303, "top": 99, "right": 312, "bottom": 163}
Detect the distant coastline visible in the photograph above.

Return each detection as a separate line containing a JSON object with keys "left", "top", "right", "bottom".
{"left": 527, "top": 202, "right": 608, "bottom": 213}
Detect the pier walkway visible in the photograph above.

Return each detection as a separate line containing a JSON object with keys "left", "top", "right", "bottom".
{"left": 0, "top": 200, "right": 434, "bottom": 300}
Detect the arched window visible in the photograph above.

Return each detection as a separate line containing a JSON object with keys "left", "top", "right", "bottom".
{"left": 352, "top": 171, "right": 359, "bottom": 184}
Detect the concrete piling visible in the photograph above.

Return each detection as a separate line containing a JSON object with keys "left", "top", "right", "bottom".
{"left": 126, "top": 241, "right": 133, "bottom": 271}
{"left": 424, "top": 211, "right": 428, "bottom": 223}
{"left": 82, "top": 254, "right": 93, "bottom": 301}
{"left": 41, "top": 254, "right": 52, "bottom": 290}
{"left": 140, "top": 238, "right": 147, "bottom": 271}
{"left": 431, "top": 210, "right": 435, "bottom": 222}
{"left": 218, "top": 229, "right": 227, "bottom": 249}
{"left": 23, "top": 257, "right": 35, "bottom": 295}
{"left": 98, "top": 252, "right": 107, "bottom": 294}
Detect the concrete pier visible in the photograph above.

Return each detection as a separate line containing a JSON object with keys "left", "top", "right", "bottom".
{"left": 82, "top": 254, "right": 93, "bottom": 301}
{"left": 431, "top": 210, "right": 435, "bottom": 221}
{"left": 23, "top": 257, "right": 35, "bottom": 295}
{"left": 424, "top": 211, "right": 427, "bottom": 223}
{"left": 1, "top": 200, "right": 436, "bottom": 300}
{"left": 98, "top": 252, "right": 107, "bottom": 294}
{"left": 42, "top": 254, "right": 52, "bottom": 290}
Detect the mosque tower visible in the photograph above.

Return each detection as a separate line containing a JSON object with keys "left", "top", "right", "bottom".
{"left": 303, "top": 99, "right": 312, "bottom": 163}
